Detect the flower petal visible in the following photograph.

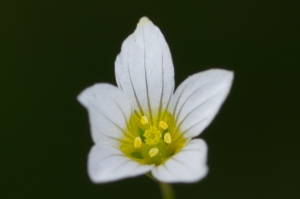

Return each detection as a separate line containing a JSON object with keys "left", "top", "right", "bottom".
{"left": 151, "top": 139, "right": 208, "bottom": 183}
{"left": 88, "top": 144, "right": 154, "bottom": 183}
{"left": 170, "top": 69, "right": 234, "bottom": 138}
{"left": 115, "top": 17, "right": 174, "bottom": 122}
{"left": 77, "top": 83, "right": 133, "bottom": 145}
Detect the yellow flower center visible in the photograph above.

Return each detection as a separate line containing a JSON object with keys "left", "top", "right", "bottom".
{"left": 120, "top": 111, "right": 186, "bottom": 166}
{"left": 144, "top": 126, "right": 161, "bottom": 145}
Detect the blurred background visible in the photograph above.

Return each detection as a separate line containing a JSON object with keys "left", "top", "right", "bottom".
{"left": 1, "top": 0, "right": 299, "bottom": 198}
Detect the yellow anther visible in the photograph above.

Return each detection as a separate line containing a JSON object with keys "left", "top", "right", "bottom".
{"left": 134, "top": 137, "right": 142, "bottom": 148}
{"left": 149, "top": 147, "right": 159, "bottom": 157}
{"left": 164, "top": 132, "right": 172, "bottom": 144}
{"left": 159, "top": 121, "right": 168, "bottom": 129}
{"left": 141, "top": 116, "right": 148, "bottom": 125}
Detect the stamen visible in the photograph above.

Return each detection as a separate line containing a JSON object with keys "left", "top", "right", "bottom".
{"left": 141, "top": 116, "right": 148, "bottom": 125}
{"left": 164, "top": 132, "right": 172, "bottom": 144}
{"left": 149, "top": 147, "right": 159, "bottom": 157}
{"left": 134, "top": 137, "right": 142, "bottom": 148}
{"left": 159, "top": 121, "right": 168, "bottom": 129}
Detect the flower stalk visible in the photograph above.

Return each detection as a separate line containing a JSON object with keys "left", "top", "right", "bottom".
{"left": 159, "top": 182, "right": 175, "bottom": 199}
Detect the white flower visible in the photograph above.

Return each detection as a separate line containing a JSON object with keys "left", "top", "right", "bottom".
{"left": 77, "top": 17, "right": 234, "bottom": 183}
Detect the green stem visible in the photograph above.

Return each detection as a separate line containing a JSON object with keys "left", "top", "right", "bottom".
{"left": 159, "top": 182, "right": 175, "bottom": 199}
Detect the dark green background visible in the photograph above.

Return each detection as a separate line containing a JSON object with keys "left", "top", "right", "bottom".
{"left": 1, "top": 0, "right": 299, "bottom": 198}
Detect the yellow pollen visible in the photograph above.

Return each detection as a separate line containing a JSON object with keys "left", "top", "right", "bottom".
{"left": 159, "top": 121, "right": 168, "bottom": 129}
{"left": 134, "top": 137, "right": 142, "bottom": 148}
{"left": 149, "top": 147, "right": 159, "bottom": 157}
{"left": 140, "top": 116, "right": 148, "bottom": 125}
{"left": 164, "top": 132, "right": 172, "bottom": 144}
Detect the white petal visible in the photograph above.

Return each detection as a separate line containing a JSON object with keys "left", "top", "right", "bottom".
{"left": 170, "top": 69, "right": 234, "bottom": 138}
{"left": 115, "top": 17, "right": 174, "bottom": 121}
{"left": 77, "top": 83, "right": 133, "bottom": 145}
{"left": 88, "top": 144, "right": 153, "bottom": 183}
{"left": 151, "top": 139, "right": 208, "bottom": 183}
